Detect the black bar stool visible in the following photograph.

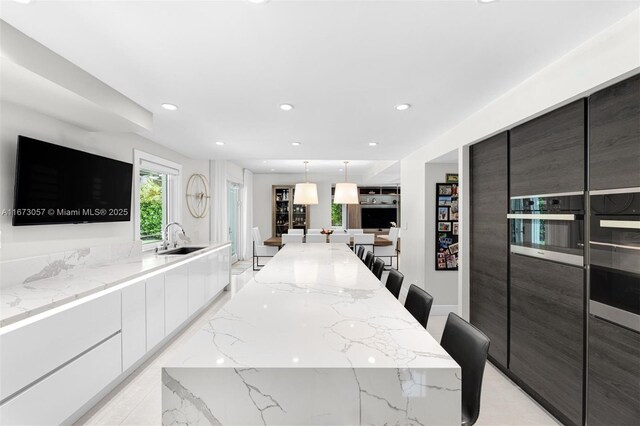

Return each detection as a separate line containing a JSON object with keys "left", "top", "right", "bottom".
{"left": 385, "top": 269, "right": 404, "bottom": 299}
{"left": 364, "top": 251, "right": 375, "bottom": 270}
{"left": 372, "top": 258, "right": 385, "bottom": 280}
{"left": 404, "top": 284, "right": 433, "bottom": 329}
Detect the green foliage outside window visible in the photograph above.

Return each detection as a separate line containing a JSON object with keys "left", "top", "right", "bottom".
{"left": 331, "top": 202, "right": 342, "bottom": 227}
{"left": 140, "top": 172, "right": 164, "bottom": 242}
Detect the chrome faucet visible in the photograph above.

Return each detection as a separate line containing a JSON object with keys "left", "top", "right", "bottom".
{"left": 161, "top": 222, "right": 188, "bottom": 251}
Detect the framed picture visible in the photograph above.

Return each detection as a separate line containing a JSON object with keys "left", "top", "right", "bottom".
{"left": 438, "top": 222, "right": 452, "bottom": 232}
{"left": 438, "top": 196, "right": 452, "bottom": 206}
{"left": 446, "top": 173, "right": 458, "bottom": 183}
{"left": 438, "top": 207, "right": 448, "bottom": 220}
{"left": 450, "top": 211, "right": 459, "bottom": 221}
{"left": 438, "top": 185, "right": 452, "bottom": 195}
{"left": 453, "top": 222, "right": 459, "bottom": 235}
{"left": 448, "top": 242, "right": 459, "bottom": 255}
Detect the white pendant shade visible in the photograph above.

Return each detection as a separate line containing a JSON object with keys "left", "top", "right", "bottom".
{"left": 334, "top": 182, "right": 359, "bottom": 204}
{"left": 294, "top": 182, "right": 318, "bottom": 205}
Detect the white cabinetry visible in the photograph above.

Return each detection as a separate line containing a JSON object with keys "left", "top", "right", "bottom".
{"left": 0, "top": 290, "right": 121, "bottom": 402}
{"left": 218, "top": 245, "right": 231, "bottom": 289}
{"left": 0, "top": 334, "right": 122, "bottom": 426}
{"left": 146, "top": 273, "right": 165, "bottom": 350}
{"left": 188, "top": 257, "right": 206, "bottom": 315}
{"left": 122, "top": 279, "right": 146, "bottom": 371}
{"left": 165, "top": 264, "right": 189, "bottom": 332}
{"left": 204, "top": 250, "right": 219, "bottom": 301}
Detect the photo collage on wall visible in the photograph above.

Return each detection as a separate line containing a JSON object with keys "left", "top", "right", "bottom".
{"left": 435, "top": 178, "right": 459, "bottom": 271}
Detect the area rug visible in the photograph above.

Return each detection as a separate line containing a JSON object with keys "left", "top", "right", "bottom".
{"left": 231, "top": 260, "right": 253, "bottom": 275}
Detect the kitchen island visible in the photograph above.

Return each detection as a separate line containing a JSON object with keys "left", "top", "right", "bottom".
{"left": 162, "top": 243, "right": 460, "bottom": 425}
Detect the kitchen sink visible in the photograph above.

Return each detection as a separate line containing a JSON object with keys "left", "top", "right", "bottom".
{"left": 158, "top": 246, "right": 207, "bottom": 255}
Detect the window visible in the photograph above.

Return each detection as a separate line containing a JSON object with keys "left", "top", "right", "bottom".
{"left": 134, "top": 150, "right": 182, "bottom": 249}
{"left": 331, "top": 202, "right": 343, "bottom": 227}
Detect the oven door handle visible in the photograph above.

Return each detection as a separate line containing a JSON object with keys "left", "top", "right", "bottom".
{"left": 507, "top": 213, "right": 576, "bottom": 221}
{"left": 590, "top": 241, "right": 640, "bottom": 251}
{"left": 600, "top": 220, "right": 640, "bottom": 230}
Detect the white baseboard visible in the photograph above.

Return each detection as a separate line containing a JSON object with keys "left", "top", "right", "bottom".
{"left": 431, "top": 305, "right": 457, "bottom": 316}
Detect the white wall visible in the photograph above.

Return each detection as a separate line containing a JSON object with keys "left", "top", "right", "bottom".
{"left": 400, "top": 10, "right": 640, "bottom": 317}
{"left": 424, "top": 163, "right": 458, "bottom": 310}
{"left": 0, "top": 101, "right": 210, "bottom": 260}
{"left": 252, "top": 173, "right": 368, "bottom": 239}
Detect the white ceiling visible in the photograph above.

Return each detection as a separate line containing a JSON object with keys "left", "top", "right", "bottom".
{"left": 1, "top": 0, "right": 638, "bottom": 171}
{"left": 236, "top": 159, "right": 377, "bottom": 174}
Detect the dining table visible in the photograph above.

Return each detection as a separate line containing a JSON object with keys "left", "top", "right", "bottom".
{"left": 162, "top": 243, "right": 460, "bottom": 425}
{"left": 263, "top": 234, "right": 393, "bottom": 247}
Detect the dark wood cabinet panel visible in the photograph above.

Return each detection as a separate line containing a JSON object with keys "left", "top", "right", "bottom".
{"left": 587, "top": 315, "right": 640, "bottom": 425}
{"left": 589, "top": 74, "right": 640, "bottom": 191}
{"left": 510, "top": 100, "right": 585, "bottom": 197}
{"left": 510, "top": 254, "right": 584, "bottom": 425}
{"left": 470, "top": 132, "right": 509, "bottom": 367}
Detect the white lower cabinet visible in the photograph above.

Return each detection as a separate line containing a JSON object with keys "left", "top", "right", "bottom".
{"left": 0, "top": 333, "right": 122, "bottom": 426}
{"left": 218, "top": 246, "right": 231, "bottom": 289}
{"left": 121, "top": 280, "right": 146, "bottom": 371}
{"left": 0, "top": 291, "right": 121, "bottom": 402}
{"left": 146, "top": 273, "right": 165, "bottom": 349}
{"left": 188, "top": 257, "right": 206, "bottom": 315}
{"left": 204, "top": 250, "right": 219, "bottom": 301}
{"left": 164, "top": 264, "right": 189, "bottom": 333}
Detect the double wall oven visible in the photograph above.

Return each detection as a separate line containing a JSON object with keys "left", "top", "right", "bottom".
{"left": 508, "top": 192, "right": 585, "bottom": 267}
{"left": 589, "top": 188, "right": 640, "bottom": 332}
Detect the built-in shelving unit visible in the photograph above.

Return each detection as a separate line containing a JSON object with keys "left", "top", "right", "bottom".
{"left": 272, "top": 185, "right": 309, "bottom": 237}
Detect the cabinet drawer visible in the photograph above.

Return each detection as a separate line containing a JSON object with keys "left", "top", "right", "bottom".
{"left": 146, "top": 273, "right": 165, "bottom": 349}
{"left": 587, "top": 315, "right": 640, "bottom": 425}
{"left": 0, "top": 333, "right": 121, "bottom": 426}
{"left": 0, "top": 290, "right": 121, "bottom": 401}
{"left": 510, "top": 254, "right": 584, "bottom": 424}
{"left": 510, "top": 100, "right": 585, "bottom": 196}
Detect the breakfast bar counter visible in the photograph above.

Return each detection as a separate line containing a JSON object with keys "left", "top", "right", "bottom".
{"left": 162, "top": 243, "right": 460, "bottom": 425}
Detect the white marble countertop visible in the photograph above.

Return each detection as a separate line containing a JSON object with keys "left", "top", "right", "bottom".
{"left": 0, "top": 242, "right": 230, "bottom": 328}
{"left": 165, "top": 243, "right": 458, "bottom": 370}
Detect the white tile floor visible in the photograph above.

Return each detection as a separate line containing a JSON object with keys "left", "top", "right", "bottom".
{"left": 76, "top": 266, "right": 560, "bottom": 426}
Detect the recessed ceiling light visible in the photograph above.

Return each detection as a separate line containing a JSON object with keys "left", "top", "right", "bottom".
{"left": 280, "top": 103, "right": 294, "bottom": 111}
{"left": 291, "top": 142, "right": 301, "bottom": 146}
{"left": 339, "top": 168, "right": 343, "bottom": 172}
{"left": 215, "top": 141, "right": 225, "bottom": 146}
{"left": 395, "top": 103, "right": 411, "bottom": 111}
{"left": 477, "top": 0, "right": 497, "bottom": 3}
{"left": 161, "top": 103, "right": 178, "bottom": 111}
{"left": 248, "top": 0, "right": 270, "bottom": 3}
{"left": 11, "top": 0, "right": 32, "bottom": 3}
{"left": 369, "top": 142, "right": 378, "bottom": 147}
{"left": 262, "top": 160, "right": 268, "bottom": 164}
{"left": 271, "top": 168, "right": 276, "bottom": 172}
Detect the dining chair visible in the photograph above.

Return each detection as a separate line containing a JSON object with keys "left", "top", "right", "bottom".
{"left": 440, "top": 313, "right": 490, "bottom": 426}
{"left": 252, "top": 227, "right": 278, "bottom": 271}
{"left": 372, "top": 258, "right": 385, "bottom": 280}
{"left": 305, "top": 234, "right": 326, "bottom": 243}
{"left": 307, "top": 229, "right": 322, "bottom": 234}
{"left": 330, "top": 234, "right": 350, "bottom": 244}
{"left": 282, "top": 234, "right": 303, "bottom": 244}
{"left": 404, "top": 284, "right": 433, "bottom": 329}
{"left": 353, "top": 234, "right": 374, "bottom": 254}
{"left": 287, "top": 229, "right": 304, "bottom": 235}
{"left": 356, "top": 246, "right": 365, "bottom": 261}
{"left": 385, "top": 269, "right": 404, "bottom": 299}
{"left": 374, "top": 227, "right": 400, "bottom": 270}
{"left": 348, "top": 229, "right": 364, "bottom": 235}
{"left": 364, "top": 251, "right": 375, "bottom": 270}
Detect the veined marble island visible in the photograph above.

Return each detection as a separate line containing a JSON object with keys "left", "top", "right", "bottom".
{"left": 162, "top": 243, "right": 461, "bottom": 425}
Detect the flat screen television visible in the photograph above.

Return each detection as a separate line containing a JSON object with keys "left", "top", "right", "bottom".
{"left": 13, "top": 136, "right": 133, "bottom": 226}
{"left": 361, "top": 207, "right": 397, "bottom": 230}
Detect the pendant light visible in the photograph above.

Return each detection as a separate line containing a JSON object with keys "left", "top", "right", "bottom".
{"left": 293, "top": 161, "right": 318, "bottom": 205}
{"left": 334, "top": 161, "right": 359, "bottom": 204}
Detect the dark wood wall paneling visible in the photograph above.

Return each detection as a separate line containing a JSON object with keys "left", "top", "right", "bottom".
{"left": 470, "top": 132, "right": 509, "bottom": 368}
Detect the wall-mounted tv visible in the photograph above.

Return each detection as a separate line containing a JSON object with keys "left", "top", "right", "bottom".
{"left": 361, "top": 207, "right": 397, "bottom": 230}
{"left": 13, "top": 136, "right": 133, "bottom": 226}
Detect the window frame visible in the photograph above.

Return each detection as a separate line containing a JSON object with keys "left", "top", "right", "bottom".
{"left": 133, "top": 150, "right": 182, "bottom": 250}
